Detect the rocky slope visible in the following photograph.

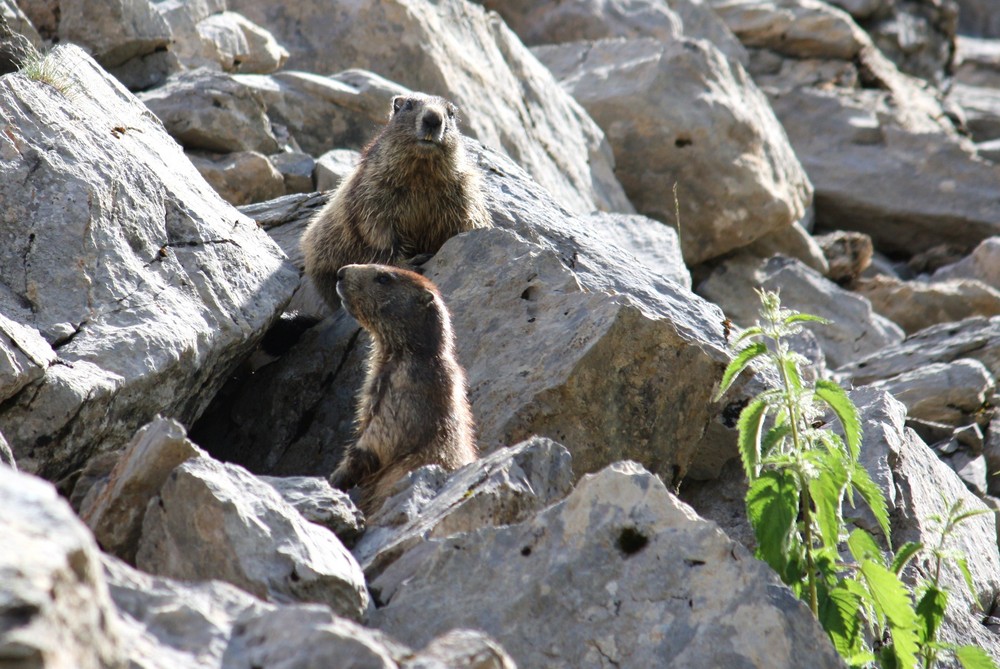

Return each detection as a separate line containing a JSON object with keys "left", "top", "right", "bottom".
{"left": 1, "top": 0, "right": 1000, "bottom": 666}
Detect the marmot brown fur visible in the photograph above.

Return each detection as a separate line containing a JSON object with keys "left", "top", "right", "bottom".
{"left": 301, "top": 93, "right": 491, "bottom": 311}
{"left": 330, "top": 263, "right": 477, "bottom": 515}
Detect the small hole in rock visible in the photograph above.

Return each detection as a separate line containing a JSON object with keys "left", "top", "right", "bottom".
{"left": 617, "top": 527, "right": 649, "bottom": 556}
{"left": 521, "top": 546, "right": 532, "bottom": 557}
{"left": 675, "top": 137, "right": 692, "bottom": 148}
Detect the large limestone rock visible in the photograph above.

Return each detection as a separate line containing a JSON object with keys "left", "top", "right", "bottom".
{"left": 136, "top": 456, "right": 370, "bottom": 621}
{"left": 933, "top": 236, "right": 1000, "bottom": 289}
{"left": 59, "top": 0, "right": 171, "bottom": 68}
{"left": 193, "top": 143, "right": 762, "bottom": 485}
{"left": 854, "top": 275, "right": 1000, "bottom": 334}
{"left": 0, "top": 466, "right": 124, "bottom": 668}
{"left": 866, "top": 359, "right": 995, "bottom": 427}
{"left": 534, "top": 37, "right": 812, "bottom": 264}
{"left": 0, "top": 46, "right": 297, "bottom": 478}
{"left": 224, "top": 0, "right": 632, "bottom": 215}
{"left": 370, "top": 461, "right": 844, "bottom": 669}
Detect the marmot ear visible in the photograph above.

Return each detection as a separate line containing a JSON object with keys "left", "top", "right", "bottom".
{"left": 391, "top": 96, "right": 406, "bottom": 115}
{"left": 419, "top": 289, "right": 436, "bottom": 307}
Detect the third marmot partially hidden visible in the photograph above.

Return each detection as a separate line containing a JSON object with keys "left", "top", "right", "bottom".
{"left": 301, "top": 93, "right": 491, "bottom": 310}
{"left": 330, "top": 263, "right": 477, "bottom": 515}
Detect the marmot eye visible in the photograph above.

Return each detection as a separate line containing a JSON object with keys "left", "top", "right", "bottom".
{"left": 375, "top": 273, "right": 392, "bottom": 285}
{"left": 447, "top": 106, "right": 456, "bottom": 118}
{"left": 403, "top": 99, "right": 414, "bottom": 112}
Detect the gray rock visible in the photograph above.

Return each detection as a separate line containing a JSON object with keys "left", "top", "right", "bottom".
{"left": 839, "top": 316, "right": 1000, "bottom": 384}
{"left": 225, "top": 0, "right": 633, "bottom": 215}
{"left": 315, "top": 148, "right": 360, "bottom": 192}
{"left": 941, "top": 449, "right": 989, "bottom": 497}
{"left": 863, "top": 0, "right": 958, "bottom": 84}
{"left": 867, "top": 359, "right": 995, "bottom": 426}
{"left": 956, "top": 0, "right": 1000, "bottom": 38}
{"left": 698, "top": 255, "right": 904, "bottom": 368}
{"left": 259, "top": 475, "right": 365, "bottom": 543}
{"left": 195, "top": 11, "right": 288, "bottom": 74}
{"left": 578, "top": 212, "right": 691, "bottom": 289}
{"left": 188, "top": 150, "right": 286, "bottom": 206}
{"left": 986, "top": 414, "right": 1000, "bottom": 495}
{"left": 955, "top": 36, "right": 1000, "bottom": 88}
{"left": 742, "top": 220, "right": 830, "bottom": 275}
{"left": 0, "top": 431, "right": 13, "bottom": 469}
{"left": 1, "top": 0, "right": 42, "bottom": 73}
{"left": 354, "top": 437, "right": 575, "bottom": 579}
{"left": 949, "top": 82, "right": 1000, "bottom": 142}
{"left": 80, "top": 417, "right": 203, "bottom": 564}
{"left": 826, "top": 0, "right": 885, "bottom": 20}
{"left": 534, "top": 37, "right": 811, "bottom": 264}
{"left": 16, "top": 0, "right": 57, "bottom": 40}
{"left": 0, "top": 466, "right": 124, "bottom": 668}
{"left": 370, "top": 461, "right": 844, "bottom": 669}
{"left": 191, "top": 144, "right": 760, "bottom": 485}
{"left": 476, "top": 0, "right": 746, "bottom": 63}
{"left": 854, "top": 275, "right": 1000, "bottom": 334}
{"left": 0, "top": 312, "right": 55, "bottom": 404}
{"left": 269, "top": 150, "right": 315, "bottom": 194}
{"left": 140, "top": 68, "right": 279, "bottom": 153}
{"left": 59, "top": 0, "right": 171, "bottom": 68}
{"left": 403, "top": 629, "right": 517, "bottom": 669}
{"left": 136, "top": 456, "right": 370, "bottom": 620}
{"left": 0, "top": 46, "right": 297, "bottom": 479}
{"left": 933, "top": 236, "right": 1000, "bottom": 290}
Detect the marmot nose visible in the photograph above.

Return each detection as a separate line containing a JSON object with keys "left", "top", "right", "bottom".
{"left": 337, "top": 267, "right": 347, "bottom": 282}
{"left": 422, "top": 110, "right": 442, "bottom": 132}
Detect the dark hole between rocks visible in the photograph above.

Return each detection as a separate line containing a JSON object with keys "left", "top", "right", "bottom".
{"left": 290, "top": 569, "right": 300, "bottom": 582}
{"left": 521, "top": 546, "right": 532, "bottom": 557}
{"left": 520, "top": 285, "right": 539, "bottom": 301}
{"left": 617, "top": 527, "right": 649, "bottom": 557}
{"left": 675, "top": 137, "right": 693, "bottom": 148}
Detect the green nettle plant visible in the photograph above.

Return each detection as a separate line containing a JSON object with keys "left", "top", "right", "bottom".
{"left": 714, "top": 289, "right": 996, "bottom": 669}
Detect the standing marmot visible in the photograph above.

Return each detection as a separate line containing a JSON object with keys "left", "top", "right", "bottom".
{"left": 301, "top": 93, "right": 491, "bottom": 311}
{"left": 330, "top": 263, "right": 477, "bottom": 515}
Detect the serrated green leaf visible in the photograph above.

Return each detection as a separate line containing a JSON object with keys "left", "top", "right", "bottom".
{"left": 810, "top": 454, "right": 847, "bottom": 549}
{"left": 956, "top": 557, "right": 980, "bottom": 608}
{"left": 891, "top": 542, "right": 923, "bottom": 576}
{"left": 715, "top": 342, "right": 768, "bottom": 400}
{"left": 814, "top": 379, "right": 861, "bottom": 462}
{"left": 915, "top": 585, "right": 946, "bottom": 645}
{"left": 781, "top": 356, "right": 803, "bottom": 395}
{"left": 819, "top": 582, "right": 863, "bottom": 659}
{"left": 952, "top": 508, "right": 992, "bottom": 526}
{"left": 784, "top": 312, "right": 831, "bottom": 327}
{"left": 851, "top": 462, "right": 892, "bottom": 544}
{"left": 761, "top": 423, "right": 791, "bottom": 459}
{"left": 956, "top": 644, "right": 1000, "bottom": 669}
{"left": 746, "top": 470, "right": 799, "bottom": 579}
{"left": 737, "top": 397, "right": 768, "bottom": 479}
{"left": 859, "top": 559, "right": 919, "bottom": 668}
{"left": 733, "top": 325, "right": 764, "bottom": 346}
{"left": 848, "top": 528, "right": 884, "bottom": 565}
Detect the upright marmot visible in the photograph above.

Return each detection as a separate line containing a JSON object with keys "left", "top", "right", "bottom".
{"left": 301, "top": 93, "right": 491, "bottom": 310}
{"left": 331, "top": 263, "right": 477, "bottom": 515}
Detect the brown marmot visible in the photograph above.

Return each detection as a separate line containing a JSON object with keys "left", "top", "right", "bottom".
{"left": 301, "top": 93, "right": 491, "bottom": 311}
{"left": 330, "top": 263, "right": 477, "bottom": 515}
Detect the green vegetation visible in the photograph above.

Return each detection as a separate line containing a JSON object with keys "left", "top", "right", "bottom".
{"left": 715, "top": 289, "right": 995, "bottom": 669}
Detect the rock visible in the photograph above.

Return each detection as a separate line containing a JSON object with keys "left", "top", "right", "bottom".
{"left": 955, "top": 36, "right": 1000, "bottom": 88}
{"left": 194, "top": 11, "right": 289, "bottom": 74}
{"left": 826, "top": 0, "right": 885, "bottom": 20}
{"left": 941, "top": 449, "right": 989, "bottom": 496}
{"left": 577, "top": 212, "right": 691, "bottom": 289}
{"left": 476, "top": 0, "right": 746, "bottom": 63}
{"left": 949, "top": 82, "right": 1000, "bottom": 142}
{"left": 933, "top": 235, "right": 1000, "bottom": 289}
{"left": 986, "top": 414, "right": 1000, "bottom": 495}
{"left": 0, "top": 466, "right": 124, "bottom": 668}
{"left": 191, "top": 144, "right": 759, "bottom": 485}
{"left": 16, "top": 0, "right": 57, "bottom": 41}
{"left": 854, "top": 275, "right": 1000, "bottom": 334}
{"left": 59, "top": 0, "right": 171, "bottom": 68}
{"left": 140, "top": 68, "right": 279, "bottom": 153}
{"left": 0, "top": 313, "right": 56, "bottom": 404}
{"left": 866, "top": 358, "right": 995, "bottom": 426}
{"left": 188, "top": 150, "right": 286, "bottom": 205}
{"left": 78, "top": 417, "right": 203, "bottom": 564}
{"left": 698, "top": 255, "right": 904, "bottom": 368}
{"left": 314, "top": 148, "right": 359, "bottom": 192}
{"left": 814, "top": 229, "right": 873, "bottom": 284}
{"left": 137, "top": 455, "right": 369, "bottom": 620}
{"left": 370, "top": 461, "right": 844, "bottom": 669}
{"left": 955, "top": 0, "right": 1000, "bottom": 38}
{"left": 0, "top": 45, "right": 297, "bottom": 479}
{"left": 354, "top": 437, "right": 575, "bottom": 579}
{"left": 534, "top": 37, "right": 811, "bottom": 264}
{"left": 404, "top": 629, "right": 517, "bottom": 669}
{"left": 268, "top": 150, "right": 314, "bottom": 193}
{"left": 1, "top": 0, "right": 43, "bottom": 74}
{"left": 742, "top": 220, "right": 829, "bottom": 275}
{"left": 839, "top": 316, "right": 1000, "bottom": 384}
{"left": 863, "top": 0, "right": 958, "bottom": 84}
{"left": 259, "top": 475, "right": 365, "bottom": 544}
{"left": 0, "top": 431, "right": 13, "bottom": 469}
{"left": 225, "top": 0, "right": 633, "bottom": 215}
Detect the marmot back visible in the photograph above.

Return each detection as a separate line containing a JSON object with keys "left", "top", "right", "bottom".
{"left": 330, "top": 263, "right": 477, "bottom": 515}
{"left": 301, "top": 93, "right": 491, "bottom": 311}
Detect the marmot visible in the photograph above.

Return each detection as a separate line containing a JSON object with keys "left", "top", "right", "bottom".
{"left": 330, "top": 263, "right": 477, "bottom": 515}
{"left": 301, "top": 93, "right": 491, "bottom": 311}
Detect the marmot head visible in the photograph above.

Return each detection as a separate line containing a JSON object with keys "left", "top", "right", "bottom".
{"left": 388, "top": 93, "right": 461, "bottom": 154}
{"left": 336, "top": 264, "right": 451, "bottom": 354}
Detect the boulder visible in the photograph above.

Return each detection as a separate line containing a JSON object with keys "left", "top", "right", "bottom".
{"left": 370, "top": 461, "right": 845, "bottom": 669}
{"left": 0, "top": 431, "right": 13, "bottom": 468}
{"left": 225, "top": 0, "right": 633, "bottom": 215}
{"left": 933, "top": 235, "right": 1000, "bottom": 289}
{"left": 854, "top": 275, "right": 1000, "bottom": 334}
{"left": 354, "top": 437, "right": 575, "bottom": 579}
{"left": 862, "top": 0, "right": 958, "bottom": 84}
{"left": 59, "top": 0, "right": 171, "bottom": 68}
{"left": 0, "top": 46, "right": 297, "bottom": 479}
{"left": 194, "top": 11, "right": 288, "bottom": 74}
{"left": 259, "top": 475, "right": 365, "bottom": 544}
{"left": 948, "top": 82, "right": 1000, "bottom": 142}
{"left": 139, "top": 68, "right": 279, "bottom": 153}
{"left": 315, "top": 148, "right": 360, "bottom": 192}
{"left": 0, "top": 312, "right": 55, "bottom": 405}
{"left": 0, "top": 466, "right": 124, "bottom": 668}
{"left": 697, "top": 255, "right": 904, "bottom": 368}
{"left": 534, "top": 37, "right": 812, "bottom": 264}
{"left": 955, "top": 0, "right": 1000, "bottom": 38}
{"left": 0, "top": 0, "right": 43, "bottom": 74}
{"left": 577, "top": 213, "right": 691, "bottom": 289}
{"left": 955, "top": 36, "right": 1000, "bottom": 88}
{"left": 80, "top": 417, "right": 204, "bottom": 564}
{"left": 866, "top": 358, "right": 995, "bottom": 427}
{"left": 986, "top": 414, "right": 1000, "bottom": 496}
{"left": 839, "top": 316, "right": 1000, "bottom": 384}
{"left": 742, "top": 220, "right": 830, "bottom": 276}
{"left": 136, "top": 456, "right": 370, "bottom": 621}
{"left": 268, "top": 150, "right": 315, "bottom": 194}
{"left": 188, "top": 150, "right": 286, "bottom": 205}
